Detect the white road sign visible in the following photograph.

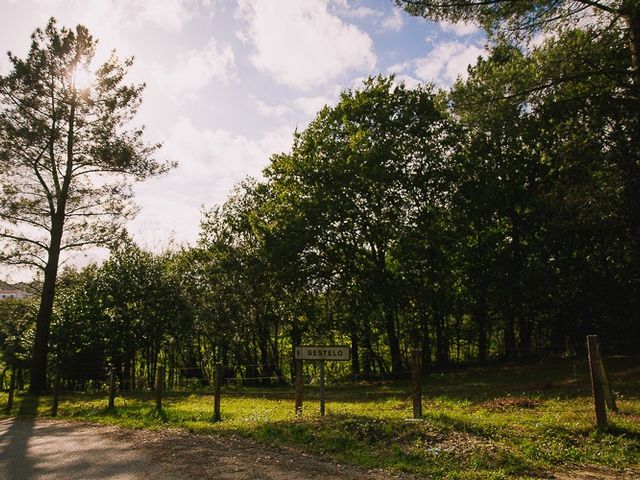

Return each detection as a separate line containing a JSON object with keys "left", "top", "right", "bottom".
{"left": 295, "top": 346, "right": 350, "bottom": 361}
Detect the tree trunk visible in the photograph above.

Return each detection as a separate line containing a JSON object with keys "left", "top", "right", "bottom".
{"left": 509, "top": 211, "right": 531, "bottom": 359}
{"left": 28, "top": 98, "right": 76, "bottom": 395}
{"left": 269, "top": 318, "right": 285, "bottom": 383}
{"left": 435, "top": 314, "right": 449, "bottom": 367}
{"left": 384, "top": 308, "right": 403, "bottom": 377}
{"left": 17, "top": 368, "right": 24, "bottom": 391}
{"left": 476, "top": 293, "right": 488, "bottom": 364}
{"left": 122, "top": 357, "right": 131, "bottom": 391}
{"left": 350, "top": 324, "right": 360, "bottom": 378}
{"left": 624, "top": 5, "right": 640, "bottom": 100}
{"left": 504, "top": 313, "right": 516, "bottom": 360}
{"left": 260, "top": 337, "right": 272, "bottom": 385}
{"left": 362, "top": 316, "right": 373, "bottom": 377}
{"left": 518, "top": 314, "right": 532, "bottom": 359}
{"left": 290, "top": 318, "right": 302, "bottom": 383}
{"left": 420, "top": 302, "right": 432, "bottom": 369}
{"left": 29, "top": 216, "right": 64, "bottom": 394}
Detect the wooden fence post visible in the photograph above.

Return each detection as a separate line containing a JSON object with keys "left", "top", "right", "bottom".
{"left": 596, "top": 343, "right": 618, "bottom": 412}
{"left": 411, "top": 350, "right": 423, "bottom": 419}
{"left": 51, "top": 373, "right": 60, "bottom": 417}
{"left": 587, "top": 335, "right": 608, "bottom": 430}
{"left": 4, "top": 368, "right": 15, "bottom": 413}
{"left": 213, "top": 363, "right": 222, "bottom": 422}
{"left": 108, "top": 367, "right": 116, "bottom": 410}
{"left": 295, "top": 359, "right": 303, "bottom": 416}
{"left": 156, "top": 366, "right": 165, "bottom": 412}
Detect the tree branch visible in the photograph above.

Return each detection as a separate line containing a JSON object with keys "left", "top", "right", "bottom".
{"left": 0, "top": 232, "right": 48, "bottom": 250}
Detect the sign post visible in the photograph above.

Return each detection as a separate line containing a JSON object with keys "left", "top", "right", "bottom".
{"left": 294, "top": 346, "right": 350, "bottom": 417}
{"left": 319, "top": 360, "right": 325, "bottom": 416}
{"left": 294, "top": 359, "right": 303, "bottom": 416}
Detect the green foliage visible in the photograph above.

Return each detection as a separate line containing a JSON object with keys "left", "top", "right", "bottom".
{"left": 0, "top": 298, "right": 36, "bottom": 369}
{"left": 51, "top": 266, "right": 107, "bottom": 380}
{"left": 48, "top": 240, "right": 190, "bottom": 389}
{"left": 263, "top": 76, "right": 456, "bottom": 374}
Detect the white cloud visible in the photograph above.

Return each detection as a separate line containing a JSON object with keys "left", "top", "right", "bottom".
{"left": 526, "top": 30, "right": 557, "bottom": 50}
{"left": 348, "top": 76, "right": 369, "bottom": 92}
{"left": 415, "top": 41, "right": 486, "bottom": 86}
{"left": 251, "top": 96, "right": 294, "bottom": 118}
{"left": 293, "top": 95, "right": 334, "bottom": 116}
{"left": 164, "top": 117, "right": 292, "bottom": 197}
{"left": 393, "top": 74, "right": 422, "bottom": 89}
{"left": 165, "top": 117, "right": 266, "bottom": 179}
{"left": 236, "top": 0, "right": 376, "bottom": 90}
{"left": 330, "top": 1, "right": 383, "bottom": 20}
{"left": 136, "top": 0, "right": 195, "bottom": 32}
{"left": 344, "top": 6, "right": 382, "bottom": 19}
{"left": 131, "top": 117, "right": 296, "bottom": 245}
{"left": 257, "top": 124, "right": 297, "bottom": 158}
{"left": 40, "top": 0, "right": 200, "bottom": 32}
{"left": 439, "top": 20, "right": 479, "bottom": 36}
{"left": 153, "top": 38, "right": 235, "bottom": 101}
{"left": 380, "top": 9, "right": 404, "bottom": 32}
{"left": 8, "top": 0, "right": 210, "bottom": 72}
{"left": 384, "top": 62, "right": 422, "bottom": 89}
{"left": 386, "top": 60, "right": 412, "bottom": 75}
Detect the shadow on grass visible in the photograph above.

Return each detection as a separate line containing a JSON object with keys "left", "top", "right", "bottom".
{"left": 604, "top": 424, "right": 640, "bottom": 441}
{"left": 17, "top": 394, "right": 41, "bottom": 417}
{"left": 156, "top": 408, "right": 168, "bottom": 423}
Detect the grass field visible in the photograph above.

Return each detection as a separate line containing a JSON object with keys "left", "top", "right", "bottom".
{"left": 2, "top": 356, "right": 639, "bottom": 479}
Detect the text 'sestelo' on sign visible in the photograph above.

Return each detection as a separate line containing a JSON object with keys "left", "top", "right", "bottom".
{"left": 295, "top": 346, "right": 350, "bottom": 361}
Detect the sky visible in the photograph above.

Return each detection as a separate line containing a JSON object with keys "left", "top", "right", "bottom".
{"left": 0, "top": 0, "right": 487, "bottom": 281}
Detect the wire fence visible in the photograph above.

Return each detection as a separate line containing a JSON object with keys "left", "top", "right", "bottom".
{"left": 1, "top": 336, "right": 635, "bottom": 404}
{"left": 1, "top": 334, "right": 633, "bottom": 435}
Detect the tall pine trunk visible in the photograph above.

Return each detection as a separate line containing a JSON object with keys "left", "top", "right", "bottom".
{"left": 29, "top": 101, "right": 75, "bottom": 394}
{"left": 29, "top": 215, "right": 64, "bottom": 394}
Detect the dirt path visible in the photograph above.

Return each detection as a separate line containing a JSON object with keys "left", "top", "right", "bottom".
{"left": 0, "top": 418, "right": 177, "bottom": 479}
{"left": 1, "top": 418, "right": 635, "bottom": 480}
{"left": 0, "top": 418, "right": 410, "bottom": 479}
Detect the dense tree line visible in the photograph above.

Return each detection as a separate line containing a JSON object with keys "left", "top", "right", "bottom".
{"left": 1, "top": 5, "right": 639, "bottom": 388}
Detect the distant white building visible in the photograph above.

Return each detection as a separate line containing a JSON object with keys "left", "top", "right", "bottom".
{"left": 0, "top": 288, "right": 31, "bottom": 300}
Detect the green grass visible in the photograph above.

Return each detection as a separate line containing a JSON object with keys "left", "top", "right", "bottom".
{"left": 2, "top": 357, "right": 639, "bottom": 479}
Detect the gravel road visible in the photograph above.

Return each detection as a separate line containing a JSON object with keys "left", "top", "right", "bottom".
{"left": 0, "top": 418, "right": 180, "bottom": 479}
{"left": 0, "top": 418, "right": 410, "bottom": 480}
